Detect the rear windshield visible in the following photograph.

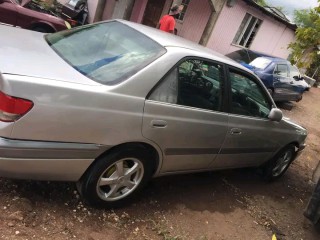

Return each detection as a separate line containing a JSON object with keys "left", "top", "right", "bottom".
{"left": 46, "top": 21, "right": 166, "bottom": 85}
{"left": 249, "top": 57, "right": 272, "bottom": 70}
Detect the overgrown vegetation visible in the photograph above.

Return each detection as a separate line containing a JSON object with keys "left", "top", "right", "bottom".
{"left": 289, "top": 1, "right": 320, "bottom": 81}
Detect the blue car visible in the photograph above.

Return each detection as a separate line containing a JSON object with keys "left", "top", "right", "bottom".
{"left": 226, "top": 50, "right": 309, "bottom": 102}
{"left": 249, "top": 57, "right": 309, "bottom": 102}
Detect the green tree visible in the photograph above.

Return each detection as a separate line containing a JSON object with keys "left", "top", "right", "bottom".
{"left": 294, "top": 9, "right": 315, "bottom": 28}
{"left": 289, "top": 1, "right": 320, "bottom": 80}
{"left": 255, "top": 0, "right": 268, "bottom": 6}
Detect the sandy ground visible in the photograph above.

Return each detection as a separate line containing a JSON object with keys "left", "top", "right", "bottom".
{"left": 1, "top": 88, "right": 320, "bottom": 240}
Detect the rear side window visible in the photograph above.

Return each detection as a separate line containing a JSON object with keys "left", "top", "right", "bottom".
{"left": 46, "top": 21, "right": 166, "bottom": 85}
{"left": 149, "top": 58, "right": 225, "bottom": 112}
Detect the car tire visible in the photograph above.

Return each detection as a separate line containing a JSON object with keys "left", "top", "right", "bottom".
{"left": 262, "top": 144, "right": 296, "bottom": 181}
{"left": 77, "top": 147, "right": 154, "bottom": 208}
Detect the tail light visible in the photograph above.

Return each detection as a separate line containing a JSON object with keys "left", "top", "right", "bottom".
{"left": 0, "top": 91, "right": 33, "bottom": 122}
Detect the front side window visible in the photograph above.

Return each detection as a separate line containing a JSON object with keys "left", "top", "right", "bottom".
{"left": 289, "top": 65, "right": 301, "bottom": 78}
{"left": 230, "top": 70, "right": 271, "bottom": 118}
{"left": 46, "top": 21, "right": 166, "bottom": 85}
{"left": 274, "top": 64, "right": 288, "bottom": 77}
{"left": 149, "top": 59, "right": 224, "bottom": 112}
{"left": 233, "top": 13, "right": 262, "bottom": 48}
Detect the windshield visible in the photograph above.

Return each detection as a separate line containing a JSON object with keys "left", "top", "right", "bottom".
{"left": 226, "top": 50, "right": 261, "bottom": 64}
{"left": 46, "top": 21, "right": 166, "bottom": 85}
{"left": 249, "top": 57, "right": 272, "bottom": 70}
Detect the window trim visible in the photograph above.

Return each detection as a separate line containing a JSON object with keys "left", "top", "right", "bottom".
{"left": 146, "top": 56, "right": 229, "bottom": 114}
{"left": 234, "top": 13, "right": 262, "bottom": 48}
{"left": 226, "top": 65, "right": 275, "bottom": 119}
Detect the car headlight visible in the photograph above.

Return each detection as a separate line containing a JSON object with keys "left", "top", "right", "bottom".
{"left": 65, "top": 21, "right": 71, "bottom": 29}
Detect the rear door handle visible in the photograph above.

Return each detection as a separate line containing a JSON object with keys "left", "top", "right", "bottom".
{"left": 230, "top": 128, "right": 242, "bottom": 135}
{"left": 151, "top": 120, "right": 167, "bottom": 128}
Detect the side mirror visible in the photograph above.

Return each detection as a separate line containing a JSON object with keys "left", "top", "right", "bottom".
{"left": 268, "top": 108, "right": 283, "bottom": 122}
{"left": 293, "top": 75, "right": 304, "bottom": 81}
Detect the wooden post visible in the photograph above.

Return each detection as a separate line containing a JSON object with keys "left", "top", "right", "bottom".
{"left": 199, "top": 0, "right": 226, "bottom": 46}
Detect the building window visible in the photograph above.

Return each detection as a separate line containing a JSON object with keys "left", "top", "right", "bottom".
{"left": 171, "top": 0, "right": 190, "bottom": 21}
{"left": 233, "top": 13, "right": 262, "bottom": 48}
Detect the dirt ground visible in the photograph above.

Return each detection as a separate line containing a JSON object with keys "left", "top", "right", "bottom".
{"left": 1, "top": 89, "right": 320, "bottom": 240}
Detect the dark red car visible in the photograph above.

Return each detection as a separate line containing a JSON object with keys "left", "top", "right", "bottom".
{"left": 0, "top": 0, "right": 70, "bottom": 32}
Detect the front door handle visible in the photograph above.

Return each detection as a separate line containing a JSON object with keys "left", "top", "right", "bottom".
{"left": 230, "top": 128, "right": 242, "bottom": 135}
{"left": 151, "top": 120, "right": 167, "bottom": 128}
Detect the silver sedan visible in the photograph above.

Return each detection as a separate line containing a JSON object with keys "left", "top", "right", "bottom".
{"left": 0, "top": 20, "right": 307, "bottom": 207}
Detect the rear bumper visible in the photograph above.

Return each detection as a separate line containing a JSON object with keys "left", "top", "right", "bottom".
{"left": 0, "top": 137, "right": 110, "bottom": 181}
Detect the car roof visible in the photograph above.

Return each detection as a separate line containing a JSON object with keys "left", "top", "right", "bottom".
{"left": 117, "top": 20, "right": 254, "bottom": 74}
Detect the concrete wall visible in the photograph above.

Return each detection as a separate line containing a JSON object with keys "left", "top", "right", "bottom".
{"left": 206, "top": 0, "right": 295, "bottom": 59}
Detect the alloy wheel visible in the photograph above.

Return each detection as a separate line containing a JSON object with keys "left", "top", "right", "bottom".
{"left": 272, "top": 150, "right": 293, "bottom": 177}
{"left": 96, "top": 158, "right": 144, "bottom": 201}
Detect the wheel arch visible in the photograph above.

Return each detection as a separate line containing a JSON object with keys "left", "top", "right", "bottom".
{"left": 268, "top": 141, "right": 300, "bottom": 164}
{"left": 28, "top": 21, "right": 57, "bottom": 32}
{"left": 80, "top": 141, "right": 162, "bottom": 181}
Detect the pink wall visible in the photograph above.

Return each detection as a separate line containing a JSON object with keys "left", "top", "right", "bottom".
{"left": 206, "top": 0, "right": 295, "bottom": 59}
{"left": 177, "top": 0, "right": 211, "bottom": 43}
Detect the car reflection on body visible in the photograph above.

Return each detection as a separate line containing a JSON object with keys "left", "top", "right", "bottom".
{"left": 0, "top": 20, "right": 307, "bottom": 208}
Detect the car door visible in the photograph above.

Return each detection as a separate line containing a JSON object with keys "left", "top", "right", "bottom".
{"left": 142, "top": 58, "right": 229, "bottom": 173}
{"left": 273, "top": 63, "right": 299, "bottom": 101}
{"left": 0, "top": 0, "right": 18, "bottom": 26}
{"left": 288, "top": 64, "right": 306, "bottom": 93}
{"left": 211, "top": 67, "right": 279, "bottom": 169}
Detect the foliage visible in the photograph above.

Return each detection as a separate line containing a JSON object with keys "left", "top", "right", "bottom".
{"left": 255, "top": 0, "right": 268, "bottom": 6}
{"left": 294, "top": 9, "right": 315, "bottom": 28}
{"left": 255, "top": 1, "right": 287, "bottom": 15}
{"left": 32, "top": 0, "right": 59, "bottom": 12}
{"left": 289, "top": 1, "right": 320, "bottom": 80}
